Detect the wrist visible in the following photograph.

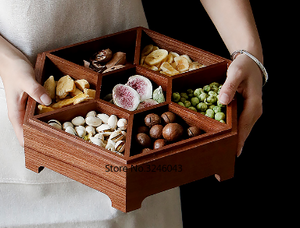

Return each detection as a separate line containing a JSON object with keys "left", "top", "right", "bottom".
{"left": 231, "top": 49, "right": 268, "bottom": 86}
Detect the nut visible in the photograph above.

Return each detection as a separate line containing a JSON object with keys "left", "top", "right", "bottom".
{"left": 62, "top": 121, "right": 73, "bottom": 130}
{"left": 115, "top": 140, "right": 125, "bottom": 153}
{"left": 65, "top": 126, "right": 77, "bottom": 135}
{"left": 117, "top": 118, "right": 128, "bottom": 130}
{"left": 71, "top": 116, "right": 85, "bottom": 126}
{"left": 136, "top": 133, "right": 152, "bottom": 148}
{"left": 85, "top": 116, "right": 102, "bottom": 127}
{"left": 137, "top": 126, "right": 149, "bottom": 134}
{"left": 75, "top": 126, "right": 86, "bottom": 137}
{"left": 109, "top": 130, "right": 125, "bottom": 143}
{"left": 149, "top": 124, "right": 163, "bottom": 139}
{"left": 162, "top": 123, "right": 184, "bottom": 142}
{"left": 108, "top": 115, "right": 118, "bottom": 130}
{"left": 93, "top": 48, "right": 113, "bottom": 63}
{"left": 187, "top": 126, "right": 201, "bottom": 137}
{"left": 161, "top": 111, "right": 176, "bottom": 124}
{"left": 97, "top": 113, "right": 109, "bottom": 124}
{"left": 144, "top": 113, "right": 161, "bottom": 128}
{"left": 153, "top": 139, "right": 166, "bottom": 149}
{"left": 48, "top": 119, "right": 62, "bottom": 130}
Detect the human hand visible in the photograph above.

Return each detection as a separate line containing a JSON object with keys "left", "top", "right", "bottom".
{"left": 218, "top": 54, "right": 263, "bottom": 157}
{"left": 1, "top": 57, "right": 52, "bottom": 147}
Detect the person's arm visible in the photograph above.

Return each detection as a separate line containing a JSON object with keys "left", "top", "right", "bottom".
{"left": 0, "top": 35, "right": 51, "bottom": 146}
{"left": 200, "top": 0, "right": 263, "bottom": 156}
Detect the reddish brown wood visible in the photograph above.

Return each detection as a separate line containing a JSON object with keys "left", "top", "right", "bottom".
{"left": 23, "top": 27, "right": 237, "bottom": 212}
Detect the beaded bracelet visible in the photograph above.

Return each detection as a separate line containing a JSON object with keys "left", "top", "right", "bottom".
{"left": 231, "top": 50, "right": 268, "bottom": 86}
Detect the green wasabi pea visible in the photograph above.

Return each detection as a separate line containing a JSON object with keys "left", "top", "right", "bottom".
{"left": 184, "top": 100, "right": 191, "bottom": 108}
{"left": 187, "top": 89, "right": 194, "bottom": 97}
{"left": 188, "top": 106, "right": 197, "bottom": 112}
{"left": 213, "top": 106, "right": 222, "bottom": 113}
{"left": 205, "top": 109, "right": 215, "bottom": 118}
{"left": 180, "top": 97, "right": 187, "bottom": 103}
{"left": 199, "top": 93, "right": 207, "bottom": 102}
{"left": 208, "top": 91, "right": 217, "bottom": 97}
{"left": 219, "top": 120, "right": 225, "bottom": 123}
{"left": 178, "top": 102, "right": 185, "bottom": 107}
{"left": 172, "top": 92, "right": 181, "bottom": 102}
{"left": 203, "top": 85, "right": 211, "bottom": 93}
{"left": 196, "top": 102, "right": 207, "bottom": 112}
{"left": 180, "top": 92, "right": 189, "bottom": 99}
{"left": 191, "top": 97, "right": 200, "bottom": 106}
{"left": 217, "top": 100, "right": 225, "bottom": 108}
{"left": 210, "top": 82, "right": 220, "bottom": 87}
{"left": 215, "top": 112, "right": 225, "bottom": 121}
{"left": 193, "top": 88, "right": 203, "bottom": 98}
{"left": 206, "top": 95, "right": 217, "bottom": 104}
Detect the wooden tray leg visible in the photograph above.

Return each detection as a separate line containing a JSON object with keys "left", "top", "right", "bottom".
{"left": 24, "top": 148, "right": 45, "bottom": 173}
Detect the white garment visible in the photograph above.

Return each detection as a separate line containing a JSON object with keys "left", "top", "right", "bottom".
{"left": 0, "top": 1, "right": 182, "bottom": 227}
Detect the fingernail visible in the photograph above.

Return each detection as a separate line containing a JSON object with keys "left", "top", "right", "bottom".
{"left": 40, "top": 94, "right": 52, "bottom": 106}
{"left": 219, "top": 93, "right": 230, "bottom": 105}
{"left": 237, "top": 147, "right": 243, "bottom": 157}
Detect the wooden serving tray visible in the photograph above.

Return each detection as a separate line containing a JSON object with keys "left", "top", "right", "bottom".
{"left": 23, "top": 27, "right": 237, "bottom": 212}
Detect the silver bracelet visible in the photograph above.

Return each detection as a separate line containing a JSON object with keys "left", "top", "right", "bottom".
{"left": 231, "top": 50, "right": 268, "bottom": 86}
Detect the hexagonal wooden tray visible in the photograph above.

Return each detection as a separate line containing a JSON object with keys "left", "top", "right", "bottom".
{"left": 23, "top": 27, "right": 237, "bottom": 212}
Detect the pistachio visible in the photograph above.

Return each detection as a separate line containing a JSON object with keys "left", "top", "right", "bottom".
{"left": 75, "top": 126, "right": 86, "bottom": 137}
{"left": 115, "top": 140, "right": 125, "bottom": 153}
{"left": 108, "top": 115, "right": 118, "bottom": 130}
{"left": 62, "top": 121, "right": 73, "bottom": 130}
{"left": 94, "top": 133, "right": 105, "bottom": 141}
{"left": 71, "top": 116, "right": 85, "bottom": 126}
{"left": 117, "top": 118, "right": 128, "bottom": 130}
{"left": 105, "top": 140, "right": 115, "bottom": 151}
{"left": 97, "top": 113, "right": 109, "bottom": 124}
{"left": 96, "top": 124, "right": 111, "bottom": 133}
{"left": 109, "top": 130, "right": 125, "bottom": 143}
{"left": 86, "top": 110, "right": 97, "bottom": 118}
{"left": 85, "top": 116, "right": 102, "bottom": 127}
{"left": 90, "top": 136, "right": 105, "bottom": 147}
{"left": 65, "top": 126, "right": 77, "bottom": 135}
{"left": 48, "top": 119, "right": 62, "bottom": 130}
{"left": 85, "top": 125, "right": 96, "bottom": 136}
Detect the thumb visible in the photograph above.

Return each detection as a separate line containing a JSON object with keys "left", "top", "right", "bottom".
{"left": 21, "top": 77, "right": 52, "bottom": 106}
{"left": 218, "top": 65, "right": 243, "bottom": 105}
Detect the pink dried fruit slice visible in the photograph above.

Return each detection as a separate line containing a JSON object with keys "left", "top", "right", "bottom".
{"left": 112, "top": 84, "right": 140, "bottom": 111}
{"left": 126, "top": 75, "right": 153, "bottom": 101}
{"left": 137, "top": 99, "right": 158, "bottom": 110}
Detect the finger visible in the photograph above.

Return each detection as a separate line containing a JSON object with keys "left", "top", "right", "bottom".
{"left": 237, "top": 95, "right": 262, "bottom": 157}
{"left": 20, "top": 76, "right": 52, "bottom": 106}
{"left": 7, "top": 92, "right": 28, "bottom": 147}
{"left": 219, "top": 64, "right": 244, "bottom": 105}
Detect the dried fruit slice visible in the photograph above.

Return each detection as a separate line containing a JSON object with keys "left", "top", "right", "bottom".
{"left": 112, "top": 84, "right": 140, "bottom": 111}
{"left": 174, "top": 56, "right": 190, "bottom": 73}
{"left": 126, "top": 75, "right": 153, "bottom": 101}
{"left": 137, "top": 99, "right": 158, "bottom": 110}
{"left": 141, "top": 44, "right": 154, "bottom": 56}
{"left": 160, "top": 62, "right": 179, "bottom": 76}
{"left": 144, "top": 49, "right": 168, "bottom": 66}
